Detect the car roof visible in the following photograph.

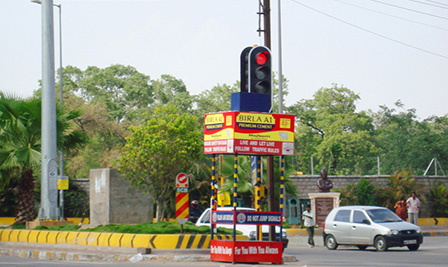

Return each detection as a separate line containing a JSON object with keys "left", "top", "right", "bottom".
{"left": 334, "top": 205, "right": 387, "bottom": 211}
{"left": 206, "top": 207, "right": 256, "bottom": 211}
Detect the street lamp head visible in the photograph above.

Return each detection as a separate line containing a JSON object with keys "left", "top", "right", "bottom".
{"left": 31, "top": 0, "right": 42, "bottom": 4}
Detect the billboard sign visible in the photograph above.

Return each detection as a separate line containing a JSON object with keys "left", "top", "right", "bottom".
{"left": 204, "top": 111, "right": 295, "bottom": 156}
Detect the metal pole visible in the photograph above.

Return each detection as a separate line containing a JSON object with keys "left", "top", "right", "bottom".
{"left": 55, "top": 4, "right": 65, "bottom": 221}
{"left": 277, "top": 0, "right": 283, "bottom": 114}
{"left": 38, "top": 0, "right": 59, "bottom": 220}
{"left": 311, "top": 157, "right": 314, "bottom": 176}
{"left": 377, "top": 156, "right": 380, "bottom": 176}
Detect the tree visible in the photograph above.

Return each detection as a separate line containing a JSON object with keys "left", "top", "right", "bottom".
{"left": 194, "top": 82, "right": 239, "bottom": 115}
{"left": 119, "top": 105, "right": 203, "bottom": 221}
{"left": 63, "top": 64, "right": 153, "bottom": 124}
{"left": 287, "top": 84, "right": 378, "bottom": 175}
{"left": 152, "top": 74, "right": 194, "bottom": 112}
{"left": 0, "top": 92, "right": 86, "bottom": 223}
{"left": 372, "top": 101, "right": 448, "bottom": 174}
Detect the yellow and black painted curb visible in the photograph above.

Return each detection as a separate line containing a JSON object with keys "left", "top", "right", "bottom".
{"left": 0, "top": 229, "right": 248, "bottom": 249}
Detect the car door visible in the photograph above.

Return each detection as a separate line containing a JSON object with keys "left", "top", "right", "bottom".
{"left": 329, "top": 209, "right": 352, "bottom": 244}
{"left": 350, "top": 210, "right": 373, "bottom": 245}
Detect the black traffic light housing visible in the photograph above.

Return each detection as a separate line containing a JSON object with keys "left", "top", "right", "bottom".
{"left": 232, "top": 45, "right": 272, "bottom": 113}
{"left": 248, "top": 46, "right": 272, "bottom": 95}
{"left": 240, "top": 46, "right": 252, "bottom": 93}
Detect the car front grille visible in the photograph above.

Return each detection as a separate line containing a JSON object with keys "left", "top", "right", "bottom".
{"left": 400, "top": 230, "right": 417, "bottom": 235}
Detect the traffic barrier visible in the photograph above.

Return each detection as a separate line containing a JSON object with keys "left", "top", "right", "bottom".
{"left": 0, "top": 229, "right": 248, "bottom": 249}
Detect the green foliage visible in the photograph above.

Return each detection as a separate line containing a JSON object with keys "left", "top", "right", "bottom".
{"left": 376, "top": 170, "right": 422, "bottom": 210}
{"left": 119, "top": 105, "right": 203, "bottom": 220}
{"left": 354, "top": 178, "right": 377, "bottom": 206}
{"left": 287, "top": 84, "right": 378, "bottom": 175}
{"left": 336, "top": 178, "right": 377, "bottom": 206}
{"left": 428, "top": 182, "right": 448, "bottom": 217}
{"left": 0, "top": 92, "right": 86, "bottom": 223}
{"left": 26, "top": 221, "right": 238, "bottom": 235}
{"left": 63, "top": 180, "right": 89, "bottom": 218}
{"left": 335, "top": 183, "right": 357, "bottom": 206}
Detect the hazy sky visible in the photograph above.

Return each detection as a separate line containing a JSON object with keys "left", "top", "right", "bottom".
{"left": 1, "top": 0, "right": 447, "bottom": 119}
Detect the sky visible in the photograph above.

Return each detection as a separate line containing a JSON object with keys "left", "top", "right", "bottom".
{"left": 1, "top": 0, "right": 447, "bottom": 120}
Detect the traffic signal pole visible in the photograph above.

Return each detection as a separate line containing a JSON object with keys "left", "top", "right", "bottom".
{"left": 261, "top": 0, "right": 277, "bottom": 242}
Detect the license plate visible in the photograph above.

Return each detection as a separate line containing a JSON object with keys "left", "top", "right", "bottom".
{"left": 404, "top": 240, "right": 417, "bottom": 244}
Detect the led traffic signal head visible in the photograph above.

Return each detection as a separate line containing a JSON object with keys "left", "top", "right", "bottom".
{"left": 248, "top": 46, "right": 272, "bottom": 95}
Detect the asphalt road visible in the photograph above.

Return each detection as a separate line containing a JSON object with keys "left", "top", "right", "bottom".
{"left": 0, "top": 236, "right": 447, "bottom": 267}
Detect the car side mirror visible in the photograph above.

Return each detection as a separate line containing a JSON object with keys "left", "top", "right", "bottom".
{"left": 362, "top": 219, "right": 370, "bottom": 225}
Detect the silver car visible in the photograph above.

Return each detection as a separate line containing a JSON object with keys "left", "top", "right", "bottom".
{"left": 323, "top": 206, "right": 423, "bottom": 251}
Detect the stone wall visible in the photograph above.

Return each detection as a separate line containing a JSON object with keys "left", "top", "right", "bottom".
{"left": 290, "top": 175, "right": 448, "bottom": 199}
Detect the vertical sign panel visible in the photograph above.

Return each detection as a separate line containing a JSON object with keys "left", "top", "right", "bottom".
{"left": 175, "top": 173, "right": 189, "bottom": 224}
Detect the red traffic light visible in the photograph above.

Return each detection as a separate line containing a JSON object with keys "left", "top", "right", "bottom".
{"left": 256, "top": 52, "right": 269, "bottom": 65}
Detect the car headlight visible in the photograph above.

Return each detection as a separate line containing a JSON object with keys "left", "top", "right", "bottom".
{"left": 389, "top": 229, "right": 399, "bottom": 235}
{"left": 416, "top": 228, "right": 422, "bottom": 234}
{"left": 249, "top": 231, "right": 256, "bottom": 239}
{"left": 282, "top": 231, "right": 287, "bottom": 238}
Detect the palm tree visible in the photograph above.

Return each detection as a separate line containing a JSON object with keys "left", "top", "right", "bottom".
{"left": 0, "top": 92, "right": 86, "bottom": 224}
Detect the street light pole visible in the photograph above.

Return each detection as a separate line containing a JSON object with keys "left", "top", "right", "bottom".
{"left": 32, "top": 0, "right": 59, "bottom": 220}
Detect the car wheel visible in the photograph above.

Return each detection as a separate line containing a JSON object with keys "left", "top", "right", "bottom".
{"left": 325, "top": 235, "right": 338, "bottom": 250}
{"left": 357, "top": 245, "right": 368, "bottom": 250}
{"left": 374, "top": 236, "right": 388, "bottom": 251}
{"left": 407, "top": 244, "right": 420, "bottom": 251}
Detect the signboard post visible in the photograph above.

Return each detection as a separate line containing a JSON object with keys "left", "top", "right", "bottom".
{"left": 175, "top": 173, "right": 189, "bottom": 233}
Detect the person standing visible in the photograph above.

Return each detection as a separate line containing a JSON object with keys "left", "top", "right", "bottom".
{"left": 394, "top": 197, "right": 407, "bottom": 221}
{"left": 302, "top": 204, "right": 315, "bottom": 248}
{"left": 406, "top": 192, "right": 420, "bottom": 225}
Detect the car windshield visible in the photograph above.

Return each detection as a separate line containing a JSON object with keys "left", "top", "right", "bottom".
{"left": 366, "top": 208, "right": 402, "bottom": 223}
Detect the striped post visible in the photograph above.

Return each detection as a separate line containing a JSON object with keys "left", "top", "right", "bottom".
{"left": 256, "top": 156, "right": 262, "bottom": 241}
{"left": 280, "top": 156, "right": 285, "bottom": 242}
{"left": 233, "top": 154, "right": 238, "bottom": 241}
{"left": 211, "top": 155, "right": 216, "bottom": 240}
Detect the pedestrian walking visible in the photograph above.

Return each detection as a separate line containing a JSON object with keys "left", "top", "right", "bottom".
{"left": 302, "top": 204, "right": 315, "bottom": 248}
{"left": 394, "top": 197, "right": 407, "bottom": 221}
{"left": 406, "top": 192, "right": 420, "bottom": 225}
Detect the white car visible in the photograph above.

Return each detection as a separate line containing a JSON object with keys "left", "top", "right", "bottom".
{"left": 196, "top": 207, "right": 288, "bottom": 248}
{"left": 323, "top": 206, "right": 423, "bottom": 251}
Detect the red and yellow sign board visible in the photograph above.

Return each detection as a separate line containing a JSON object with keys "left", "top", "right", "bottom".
{"left": 204, "top": 111, "right": 295, "bottom": 156}
{"left": 175, "top": 173, "right": 189, "bottom": 224}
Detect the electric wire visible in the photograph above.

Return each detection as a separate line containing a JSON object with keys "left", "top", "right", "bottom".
{"left": 368, "top": 0, "right": 448, "bottom": 20}
{"left": 334, "top": 0, "right": 448, "bottom": 31}
{"left": 290, "top": 0, "right": 448, "bottom": 59}
{"left": 408, "top": 0, "right": 448, "bottom": 9}
{"left": 424, "top": 0, "right": 448, "bottom": 8}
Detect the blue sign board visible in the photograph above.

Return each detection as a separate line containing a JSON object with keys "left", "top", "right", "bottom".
{"left": 212, "top": 210, "right": 282, "bottom": 226}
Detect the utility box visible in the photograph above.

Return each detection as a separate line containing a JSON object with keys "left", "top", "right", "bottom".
{"left": 89, "top": 168, "right": 153, "bottom": 226}
{"left": 288, "top": 197, "right": 299, "bottom": 225}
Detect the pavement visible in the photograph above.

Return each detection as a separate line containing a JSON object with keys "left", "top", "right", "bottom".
{"left": 0, "top": 225, "right": 447, "bottom": 264}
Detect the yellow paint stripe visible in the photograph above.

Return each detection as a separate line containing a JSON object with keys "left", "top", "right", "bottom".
{"left": 18, "top": 230, "right": 31, "bottom": 243}
{"left": 121, "top": 234, "right": 135, "bottom": 248}
{"left": 66, "top": 231, "right": 79, "bottom": 245}
{"left": 109, "top": 233, "right": 124, "bottom": 247}
{"left": 9, "top": 230, "right": 20, "bottom": 242}
{"left": 98, "top": 233, "right": 113, "bottom": 247}
{"left": 57, "top": 231, "right": 69, "bottom": 244}
{"left": 37, "top": 231, "right": 51, "bottom": 243}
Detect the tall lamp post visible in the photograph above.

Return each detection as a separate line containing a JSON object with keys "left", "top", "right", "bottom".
{"left": 32, "top": 0, "right": 63, "bottom": 220}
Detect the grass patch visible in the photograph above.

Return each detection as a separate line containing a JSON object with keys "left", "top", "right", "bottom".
{"left": 6, "top": 221, "right": 240, "bottom": 235}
